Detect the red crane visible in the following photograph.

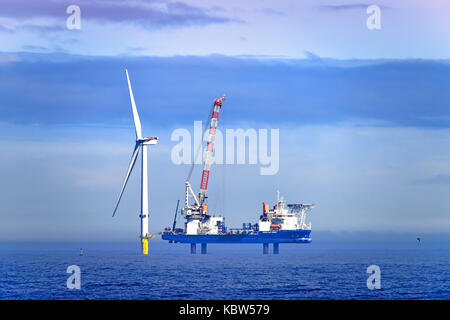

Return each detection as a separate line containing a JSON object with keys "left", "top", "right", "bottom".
{"left": 198, "top": 95, "right": 226, "bottom": 207}
{"left": 183, "top": 95, "right": 226, "bottom": 215}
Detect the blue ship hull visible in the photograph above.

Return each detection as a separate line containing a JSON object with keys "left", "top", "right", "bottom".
{"left": 162, "top": 229, "right": 312, "bottom": 244}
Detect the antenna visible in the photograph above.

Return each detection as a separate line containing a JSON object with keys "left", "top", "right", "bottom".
{"left": 172, "top": 200, "right": 180, "bottom": 231}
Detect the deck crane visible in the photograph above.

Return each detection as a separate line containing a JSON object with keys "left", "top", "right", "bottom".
{"left": 182, "top": 95, "right": 226, "bottom": 235}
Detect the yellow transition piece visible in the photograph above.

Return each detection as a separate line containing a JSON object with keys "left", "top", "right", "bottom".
{"left": 141, "top": 237, "right": 149, "bottom": 255}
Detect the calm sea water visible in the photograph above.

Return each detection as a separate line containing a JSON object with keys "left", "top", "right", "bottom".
{"left": 0, "top": 241, "right": 449, "bottom": 300}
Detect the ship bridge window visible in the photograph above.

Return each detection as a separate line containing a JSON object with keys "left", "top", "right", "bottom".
{"left": 272, "top": 218, "right": 283, "bottom": 224}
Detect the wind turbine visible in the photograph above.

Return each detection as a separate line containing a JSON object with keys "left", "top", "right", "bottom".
{"left": 112, "top": 69, "right": 158, "bottom": 255}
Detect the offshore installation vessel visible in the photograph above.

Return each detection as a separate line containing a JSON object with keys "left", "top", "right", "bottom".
{"left": 162, "top": 95, "right": 314, "bottom": 254}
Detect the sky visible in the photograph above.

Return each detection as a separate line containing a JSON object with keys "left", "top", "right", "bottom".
{"left": 0, "top": 0, "right": 450, "bottom": 242}
{"left": 0, "top": 0, "right": 450, "bottom": 58}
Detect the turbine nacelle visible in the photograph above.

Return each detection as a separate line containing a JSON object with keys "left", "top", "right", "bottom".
{"left": 138, "top": 137, "right": 159, "bottom": 145}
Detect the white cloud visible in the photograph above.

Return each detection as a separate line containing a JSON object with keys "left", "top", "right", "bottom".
{"left": 0, "top": 53, "right": 21, "bottom": 63}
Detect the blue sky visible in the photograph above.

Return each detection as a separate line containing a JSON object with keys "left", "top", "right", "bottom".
{"left": 0, "top": 0, "right": 450, "bottom": 241}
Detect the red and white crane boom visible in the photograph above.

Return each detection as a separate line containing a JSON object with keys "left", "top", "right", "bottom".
{"left": 184, "top": 95, "right": 225, "bottom": 215}
{"left": 198, "top": 95, "right": 225, "bottom": 207}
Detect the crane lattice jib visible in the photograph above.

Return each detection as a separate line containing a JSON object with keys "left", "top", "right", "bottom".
{"left": 198, "top": 95, "right": 225, "bottom": 206}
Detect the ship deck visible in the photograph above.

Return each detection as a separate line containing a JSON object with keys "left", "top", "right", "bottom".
{"left": 161, "top": 229, "right": 312, "bottom": 244}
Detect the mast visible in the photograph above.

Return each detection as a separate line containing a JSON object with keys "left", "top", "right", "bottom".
{"left": 198, "top": 95, "right": 226, "bottom": 207}
{"left": 141, "top": 143, "right": 149, "bottom": 247}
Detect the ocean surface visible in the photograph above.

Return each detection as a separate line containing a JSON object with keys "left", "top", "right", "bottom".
{"left": 0, "top": 241, "right": 449, "bottom": 300}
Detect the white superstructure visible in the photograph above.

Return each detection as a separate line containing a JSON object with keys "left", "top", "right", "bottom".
{"left": 185, "top": 215, "right": 225, "bottom": 235}
{"left": 258, "top": 191, "right": 313, "bottom": 232}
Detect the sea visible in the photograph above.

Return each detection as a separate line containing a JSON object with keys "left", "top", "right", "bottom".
{"left": 0, "top": 239, "right": 449, "bottom": 300}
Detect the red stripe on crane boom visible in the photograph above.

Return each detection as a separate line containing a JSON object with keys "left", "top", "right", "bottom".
{"left": 198, "top": 95, "right": 226, "bottom": 206}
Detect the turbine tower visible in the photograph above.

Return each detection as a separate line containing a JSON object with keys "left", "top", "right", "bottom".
{"left": 112, "top": 69, "right": 158, "bottom": 255}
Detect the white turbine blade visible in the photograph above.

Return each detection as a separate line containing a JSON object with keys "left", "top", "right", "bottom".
{"left": 112, "top": 143, "right": 141, "bottom": 217}
{"left": 125, "top": 69, "right": 143, "bottom": 139}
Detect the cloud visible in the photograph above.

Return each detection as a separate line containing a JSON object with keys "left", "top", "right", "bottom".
{"left": 21, "top": 45, "right": 53, "bottom": 52}
{"left": 0, "top": 16, "right": 67, "bottom": 34}
{"left": 0, "top": 24, "right": 14, "bottom": 33}
{"left": 259, "top": 8, "right": 285, "bottom": 16}
{"left": 127, "top": 46, "right": 149, "bottom": 53}
{"left": 318, "top": 3, "right": 390, "bottom": 12}
{"left": 304, "top": 50, "right": 321, "bottom": 60}
{"left": 0, "top": 53, "right": 449, "bottom": 129}
{"left": 415, "top": 174, "right": 450, "bottom": 186}
{"left": 0, "top": 0, "right": 242, "bottom": 31}
{"left": 0, "top": 53, "right": 21, "bottom": 64}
